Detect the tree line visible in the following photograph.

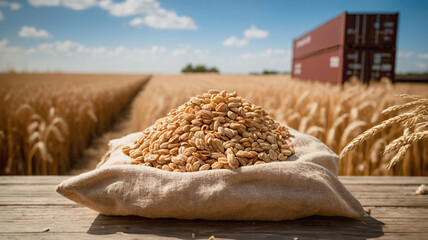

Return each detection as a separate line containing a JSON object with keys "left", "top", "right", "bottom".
{"left": 181, "top": 64, "right": 219, "bottom": 73}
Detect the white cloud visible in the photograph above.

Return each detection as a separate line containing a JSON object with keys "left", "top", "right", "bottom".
{"left": 0, "top": 38, "right": 34, "bottom": 55}
{"left": 109, "top": 45, "right": 128, "bottom": 56}
{"left": 169, "top": 44, "right": 210, "bottom": 59}
{"left": 34, "top": 40, "right": 166, "bottom": 59}
{"left": 237, "top": 48, "right": 292, "bottom": 72}
{"left": 244, "top": 25, "right": 268, "bottom": 39}
{"left": 223, "top": 25, "right": 269, "bottom": 47}
{"left": 141, "top": 11, "right": 197, "bottom": 30}
{"left": 241, "top": 53, "right": 251, "bottom": 59}
{"left": 171, "top": 49, "right": 186, "bottom": 57}
{"left": 99, "top": 0, "right": 159, "bottom": 17}
{"left": 39, "top": 40, "right": 108, "bottom": 55}
{"left": 222, "top": 36, "right": 248, "bottom": 47}
{"left": 0, "top": 1, "right": 22, "bottom": 10}
{"left": 28, "top": 0, "right": 96, "bottom": 10}
{"left": 398, "top": 51, "right": 413, "bottom": 58}
{"left": 181, "top": 43, "right": 192, "bottom": 49}
{"left": 416, "top": 62, "right": 427, "bottom": 69}
{"left": 194, "top": 49, "right": 209, "bottom": 59}
{"left": 82, "top": 47, "right": 106, "bottom": 54}
{"left": 38, "top": 40, "right": 81, "bottom": 53}
{"left": 62, "top": 0, "right": 97, "bottom": 10}
{"left": 101, "top": 0, "right": 197, "bottom": 30}
{"left": 418, "top": 53, "right": 428, "bottom": 59}
{"left": 19, "top": 26, "right": 53, "bottom": 38}
{"left": 242, "top": 48, "right": 290, "bottom": 59}
{"left": 29, "top": 0, "right": 198, "bottom": 30}
{"left": 129, "top": 17, "right": 143, "bottom": 26}
{"left": 261, "top": 48, "right": 289, "bottom": 56}
{"left": 151, "top": 45, "right": 166, "bottom": 54}
{"left": 0, "top": 39, "right": 211, "bottom": 73}
{"left": 9, "top": 2, "right": 20, "bottom": 9}
{"left": 28, "top": 0, "right": 61, "bottom": 7}
{"left": 0, "top": 11, "right": 3, "bottom": 21}
{"left": 0, "top": 38, "right": 8, "bottom": 48}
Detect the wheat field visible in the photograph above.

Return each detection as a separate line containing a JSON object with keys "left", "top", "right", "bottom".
{"left": 0, "top": 73, "right": 149, "bottom": 175}
{"left": 1, "top": 73, "right": 427, "bottom": 176}
{"left": 131, "top": 74, "right": 428, "bottom": 176}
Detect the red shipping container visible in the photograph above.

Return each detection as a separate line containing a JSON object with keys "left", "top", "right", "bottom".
{"left": 292, "top": 12, "right": 398, "bottom": 84}
{"left": 292, "top": 48, "right": 344, "bottom": 84}
{"left": 293, "top": 13, "right": 346, "bottom": 60}
{"left": 345, "top": 14, "right": 398, "bottom": 48}
{"left": 293, "top": 12, "right": 398, "bottom": 60}
{"left": 292, "top": 48, "right": 396, "bottom": 84}
{"left": 343, "top": 49, "right": 396, "bottom": 83}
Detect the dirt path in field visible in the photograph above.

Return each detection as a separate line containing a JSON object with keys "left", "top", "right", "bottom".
{"left": 69, "top": 77, "right": 151, "bottom": 174}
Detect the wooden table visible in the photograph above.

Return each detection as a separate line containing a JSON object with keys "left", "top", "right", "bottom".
{"left": 0, "top": 176, "right": 427, "bottom": 240}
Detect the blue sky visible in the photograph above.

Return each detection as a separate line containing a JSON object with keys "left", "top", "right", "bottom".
{"left": 0, "top": 0, "right": 427, "bottom": 73}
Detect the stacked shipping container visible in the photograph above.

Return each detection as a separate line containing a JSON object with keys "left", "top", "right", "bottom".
{"left": 292, "top": 12, "right": 398, "bottom": 84}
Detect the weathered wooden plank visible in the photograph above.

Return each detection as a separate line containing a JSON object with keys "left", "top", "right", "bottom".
{"left": 368, "top": 206, "right": 428, "bottom": 219}
{"left": 3, "top": 186, "right": 425, "bottom": 200}
{"left": 0, "top": 183, "right": 74, "bottom": 205}
{"left": 1, "top": 194, "right": 427, "bottom": 207}
{"left": 0, "top": 176, "right": 427, "bottom": 239}
{"left": 0, "top": 197, "right": 76, "bottom": 206}
{"left": 379, "top": 233, "right": 428, "bottom": 240}
{"left": 2, "top": 205, "right": 427, "bottom": 221}
{"left": 339, "top": 176, "right": 428, "bottom": 185}
{"left": 0, "top": 176, "right": 68, "bottom": 185}
{"left": 2, "top": 183, "right": 424, "bottom": 193}
{"left": 0, "top": 178, "right": 427, "bottom": 206}
{"left": 2, "top": 183, "right": 424, "bottom": 191}
{"left": 346, "top": 184, "right": 425, "bottom": 191}
{"left": 1, "top": 176, "right": 427, "bottom": 186}
{"left": 1, "top": 232, "right": 427, "bottom": 240}
{"left": 1, "top": 205, "right": 428, "bottom": 234}
{"left": 9, "top": 198, "right": 426, "bottom": 208}
{"left": 0, "top": 233, "right": 172, "bottom": 240}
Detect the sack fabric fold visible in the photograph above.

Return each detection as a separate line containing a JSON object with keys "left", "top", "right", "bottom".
{"left": 57, "top": 128, "right": 365, "bottom": 221}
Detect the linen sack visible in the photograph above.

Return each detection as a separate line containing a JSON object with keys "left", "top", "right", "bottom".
{"left": 56, "top": 127, "right": 365, "bottom": 221}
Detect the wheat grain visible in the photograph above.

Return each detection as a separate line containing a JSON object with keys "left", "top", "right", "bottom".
{"left": 123, "top": 89, "right": 294, "bottom": 172}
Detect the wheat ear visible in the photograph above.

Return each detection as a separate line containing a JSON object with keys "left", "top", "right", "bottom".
{"left": 382, "top": 99, "right": 428, "bottom": 115}
{"left": 340, "top": 111, "right": 418, "bottom": 158}
{"left": 387, "top": 144, "right": 412, "bottom": 169}
{"left": 383, "top": 131, "right": 428, "bottom": 153}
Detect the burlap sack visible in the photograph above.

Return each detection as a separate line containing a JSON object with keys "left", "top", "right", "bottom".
{"left": 57, "top": 128, "right": 364, "bottom": 221}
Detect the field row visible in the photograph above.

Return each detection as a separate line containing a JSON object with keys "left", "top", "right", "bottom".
{"left": 0, "top": 74, "right": 149, "bottom": 175}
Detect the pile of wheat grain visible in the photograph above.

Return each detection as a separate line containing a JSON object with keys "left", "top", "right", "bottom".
{"left": 130, "top": 74, "right": 428, "bottom": 176}
{"left": 0, "top": 73, "right": 149, "bottom": 175}
{"left": 124, "top": 89, "right": 294, "bottom": 172}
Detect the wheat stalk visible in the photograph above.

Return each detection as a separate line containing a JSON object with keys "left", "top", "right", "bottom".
{"left": 340, "top": 95, "right": 428, "bottom": 169}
